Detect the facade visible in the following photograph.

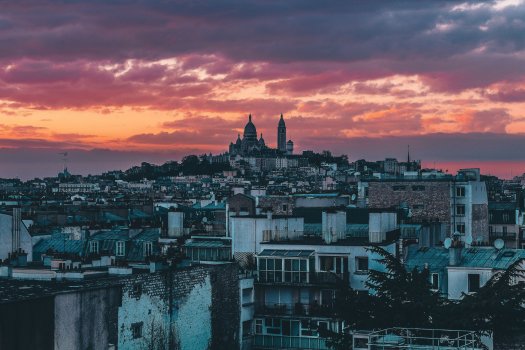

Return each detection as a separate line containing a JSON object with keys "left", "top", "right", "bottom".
{"left": 0, "top": 264, "right": 241, "bottom": 350}
{"left": 488, "top": 202, "right": 520, "bottom": 248}
{"left": 0, "top": 209, "right": 33, "bottom": 263}
{"left": 367, "top": 169, "right": 489, "bottom": 244}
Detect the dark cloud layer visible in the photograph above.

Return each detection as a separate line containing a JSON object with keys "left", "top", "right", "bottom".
{"left": 1, "top": 1, "right": 525, "bottom": 92}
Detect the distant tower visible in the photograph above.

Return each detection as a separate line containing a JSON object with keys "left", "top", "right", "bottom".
{"left": 277, "top": 114, "right": 286, "bottom": 152}
{"left": 407, "top": 145, "right": 411, "bottom": 163}
{"left": 286, "top": 140, "right": 294, "bottom": 155}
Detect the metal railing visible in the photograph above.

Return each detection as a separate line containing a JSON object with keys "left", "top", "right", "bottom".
{"left": 255, "top": 271, "right": 348, "bottom": 286}
{"left": 364, "top": 327, "right": 485, "bottom": 349}
{"left": 254, "top": 334, "right": 329, "bottom": 350}
{"left": 255, "top": 302, "right": 334, "bottom": 317}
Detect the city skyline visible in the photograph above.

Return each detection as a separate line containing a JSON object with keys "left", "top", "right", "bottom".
{"left": 1, "top": 0, "right": 525, "bottom": 178}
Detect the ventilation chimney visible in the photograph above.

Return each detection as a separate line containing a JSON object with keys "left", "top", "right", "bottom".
{"left": 12, "top": 207, "right": 21, "bottom": 253}
{"left": 448, "top": 234, "right": 464, "bottom": 266}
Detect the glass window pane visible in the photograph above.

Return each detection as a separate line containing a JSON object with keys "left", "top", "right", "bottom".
{"left": 292, "top": 259, "right": 299, "bottom": 271}
{"left": 275, "top": 258, "right": 282, "bottom": 270}
{"left": 300, "top": 260, "right": 307, "bottom": 271}
{"left": 268, "top": 259, "right": 274, "bottom": 270}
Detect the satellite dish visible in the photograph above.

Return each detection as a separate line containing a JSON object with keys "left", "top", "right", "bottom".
{"left": 407, "top": 209, "right": 413, "bottom": 218}
{"left": 202, "top": 217, "right": 208, "bottom": 223}
{"left": 465, "top": 235, "right": 473, "bottom": 245}
{"left": 444, "top": 238, "right": 452, "bottom": 249}
{"left": 351, "top": 194, "right": 356, "bottom": 201}
{"left": 494, "top": 239, "right": 504, "bottom": 250}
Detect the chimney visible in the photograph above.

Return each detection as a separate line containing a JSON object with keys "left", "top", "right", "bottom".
{"left": 12, "top": 207, "right": 21, "bottom": 253}
{"left": 448, "top": 236, "right": 463, "bottom": 266}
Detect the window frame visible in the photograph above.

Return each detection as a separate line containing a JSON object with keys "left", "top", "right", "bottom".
{"left": 431, "top": 273, "right": 439, "bottom": 290}
{"left": 144, "top": 242, "right": 153, "bottom": 257}
{"left": 116, "top": 241, "right": 125, "bottom": 257}
{"left": 355, "top": 256, "right": 369, "bottom": 273}
{"left": 131, "top": 322, "right": 143, "bottom": 339}
{"left": 468, "top": 273, "right": 480, "bottom": 293}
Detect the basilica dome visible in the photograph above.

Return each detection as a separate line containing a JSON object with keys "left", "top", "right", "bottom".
{"left": 243, "top": 114, "right": 257, "bottom": 140}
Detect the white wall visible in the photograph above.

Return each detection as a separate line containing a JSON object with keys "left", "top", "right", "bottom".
{"left": 0, "top": 213, "right": 33, "bottom": 262}
{"left": 446, "top": 267, "right": 493, "bottom": 300}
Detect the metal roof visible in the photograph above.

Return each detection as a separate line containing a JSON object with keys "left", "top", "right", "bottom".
{"left": 184, "top": 240, "right": 230, "bottom": 249}
{"left": 258, "top": 249, "right": 314, "bottom": 258}
{"left": 33, "top": 235, "right": 85, "bottom": 255}
{"left": 405, "top": 245, "right": 525, "bottom": 271}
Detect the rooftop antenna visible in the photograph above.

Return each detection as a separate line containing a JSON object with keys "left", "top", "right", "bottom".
{"left": 407, "top": 145, "right": 410, "bottom": 163}
{"left": 58, "top": 152, "right": 68, "bottom": 173}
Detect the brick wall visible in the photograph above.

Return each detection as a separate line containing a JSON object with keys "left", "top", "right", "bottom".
{"left": 118, "top": 264, "right": 240, "bottom": 350}
{"left": 368, "top": 181, "right": 451, "bottom": 224}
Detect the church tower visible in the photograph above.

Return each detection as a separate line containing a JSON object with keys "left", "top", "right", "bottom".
{"left": 277, "top": 113, "right": 286, "bottom": 152}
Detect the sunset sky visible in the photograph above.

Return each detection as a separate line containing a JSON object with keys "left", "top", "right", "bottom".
{"left": 1, "top": 0, "right": 525, "bottom": 179}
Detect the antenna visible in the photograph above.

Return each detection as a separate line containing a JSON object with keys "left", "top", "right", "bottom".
{"left": 58, "top": 151, "right": 68, "bottom": 173}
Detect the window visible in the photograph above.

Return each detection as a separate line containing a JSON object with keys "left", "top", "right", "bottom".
{"left": 320, "top": 256, "right": 345, "bottom": 273}
{"left": 258, "top": 258, "right": 283, "bottom": 282}
{"left": 356, "top": 257, "right": 368, "bottom": 272}
{"left": 392, "top": 185, "right": 406, "bottom": 191}
{"left": 90, "top": 241, "right": 99, "bottom": 254}
{"left": 265, "top": 318, "right": 281, "bottom": 335}
{"left": 456, "top": 187, "right": 465, "bottom": 197}
{"left": 503, "top": 213, "right": 510, "bottom": 223}
{"left": 503, "top": 226, "right": 508, "bottom": 235}
{"left": 431, "top": 273, "right": 439, "bottom": 290}
{"left": 131, "top": 322, "right": 143, "bottom": 339}
{"left": 456, "top": 223, "right": 465, "bottom": 234}
{"left": 413, "top": 204, "right": 424, "bottom": 210}
{"left": 283, "top": 258, "right": 307, "bottom": 283}
{"left": 144, "top": 242, "right": 153, "bottom": 257}
{"left": 282, "top": 204, "right": 288, "bottom": 212}
{"left": 412, "top": 185, "right": 425, "bottom": 191}
{"left": 456, "top": 205, "right": 465, "bottom": 216}
{"left": 468, "top": 274, "right": 480, "bottom": 293}
{"left": 116, "top": 241, "right": 125, "bottom": 256}
{"left": 242, "top": 320, "right": 253, "bottom": 337}
{"left": 255, "top": 319, "right": 263, "bottom": 334}
{"left": 282, "top": 320, "right": 300, "bottom": 336}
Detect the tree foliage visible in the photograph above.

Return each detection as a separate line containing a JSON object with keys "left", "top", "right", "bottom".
{"left": 324, "top": 246, "right": 525, "bottom": 349}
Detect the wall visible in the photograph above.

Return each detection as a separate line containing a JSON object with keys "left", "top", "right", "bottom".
{"left": 368, "top": 181, "right": 451, "bottom": 224}
{"left": 0, "top": 297, "right": 55, "bottom": 350}
{"left": 55, "top": 287, "right": 121, "bottom": 350}
{"left": 118, "top": 264, "right": 240, "bottom": 350}
{"left": 446, "top": 267, "right": 493, "bottom": 300}
{"left": 0, "top": 213, "right": 33, "bottom": 262}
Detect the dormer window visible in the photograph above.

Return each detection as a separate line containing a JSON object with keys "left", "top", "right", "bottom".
{"left": 90, "top": 241, "right": 99, "bottom": 254}
{"left": 116, "top": 241, "right": 125, "bottom": 257}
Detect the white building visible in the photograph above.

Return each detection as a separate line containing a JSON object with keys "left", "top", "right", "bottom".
{"left": 0, "top": 208, "right": 33, "bottom": 263}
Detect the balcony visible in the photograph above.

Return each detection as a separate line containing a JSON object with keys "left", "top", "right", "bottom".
{"left": 255, "top": 272, "right": 348, "bottom": 286}
{"left": 254, "top": 335, "right": 329, "bottom": 350}
{"left": 255, "top": 302, "right": 335, "bottom": 317}
{"left": 489, "top": 231, "right": 517, "bottom": 240}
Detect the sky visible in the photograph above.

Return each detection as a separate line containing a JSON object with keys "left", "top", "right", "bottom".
{"left": 1, "top": 0, "right": 525, "bottom": 179}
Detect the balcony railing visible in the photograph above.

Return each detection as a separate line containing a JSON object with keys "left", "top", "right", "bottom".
{"left": 255, "top": 302, "right": 335, "bottom": 317}
{"left": 256, "top": 272, "right": 348, "bottom": 286}
{"left": 489, "top": 231, "right": 517, "bottom": 240}
{"left": 254, "top": 335, "right": 329, "bottom": 350}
